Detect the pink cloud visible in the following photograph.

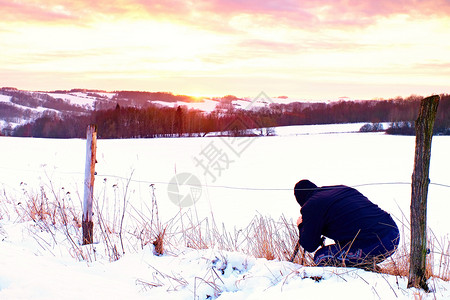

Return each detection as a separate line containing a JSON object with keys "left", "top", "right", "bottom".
{"left": 201, "top": 0, "right": 450, "bottom": 18}
{"left": 124, "top": 0, "right": 450, "bottom": 34}
{"left": 208, "top": 0, "right": 450, "bottom": 33}
{"left": 1, "top": 0, "right": 449, "bottom": 30}
{"left": 0, "top": 0, "right": 133, "bottom": 24}
{"left": 0, "top": 0, "right": 77, "bottom": 22}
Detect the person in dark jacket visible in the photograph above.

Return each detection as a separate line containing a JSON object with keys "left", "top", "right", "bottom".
{"left": 294, "top": 179, "right": 399, "bottom": 269}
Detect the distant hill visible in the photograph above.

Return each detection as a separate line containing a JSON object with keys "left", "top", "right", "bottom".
{"left": 0, "top": 88, "right": 208, "bottom": 131}
{"left": 0, "top": 88, "right": 295, "bottom": 132}
{"left": 1, "top": 87, "right": 448, "bottom": 138}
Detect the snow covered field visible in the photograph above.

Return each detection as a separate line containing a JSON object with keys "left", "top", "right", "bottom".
{"left": 0, "top": 124, "right": 449, "bottom": 299}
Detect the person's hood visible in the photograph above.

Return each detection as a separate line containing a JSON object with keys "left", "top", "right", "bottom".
{"left": 294, "top": 179, "right": 318, "bottom": 206}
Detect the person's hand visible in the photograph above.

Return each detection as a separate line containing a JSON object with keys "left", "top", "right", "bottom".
{"left": 296, "top": 216, "right": 303, "bottom": 226}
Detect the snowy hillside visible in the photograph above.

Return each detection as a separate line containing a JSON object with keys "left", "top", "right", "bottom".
{"left": 0, "top": 88, "right": 324, "bottom": 132}
{"left": 39, "top": 92, "right": 100, "bottom": 109}
{"left": 0, "top": 124, "right": 449, "bottom": 299}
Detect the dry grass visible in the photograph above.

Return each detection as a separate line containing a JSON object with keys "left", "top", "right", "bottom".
{"left": 241, "top": 214, "right": 313, "bottom": 264}
{"left": 428, "top": 232, "right": 450, "bottom": 281}
{"left": 152, "top": 227, "right": 166, "bottom": 256}
{"left": 245, "top": 216, "right": 279, "bottom": 260}
{"left": 1, "top": 180, "right": 449, "bottom": 283}
{"left": 379, "top": 215, "right": 450, "bottom": 283}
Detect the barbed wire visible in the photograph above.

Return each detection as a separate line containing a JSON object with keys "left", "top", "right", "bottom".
{"left": 93, "top": 173, "right": 450, "bottom": 191}
{"left": 0, "top": 166, "right": 449, "bottom": 191}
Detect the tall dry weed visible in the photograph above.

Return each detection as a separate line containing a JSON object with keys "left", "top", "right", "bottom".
{"left": 3, "top": 179, "right": 449, "bottom": 282}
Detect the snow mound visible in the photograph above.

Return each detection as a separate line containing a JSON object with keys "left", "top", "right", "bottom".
{"left": 0, "top": 221, "right": 447, "bottom": 299}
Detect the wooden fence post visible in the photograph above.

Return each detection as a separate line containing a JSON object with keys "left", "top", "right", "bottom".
{"left": 408, "top": 95, "right": 439, "bottom": 291}
{"left": 83, "top": 124, "right": 97, "bottom": 245}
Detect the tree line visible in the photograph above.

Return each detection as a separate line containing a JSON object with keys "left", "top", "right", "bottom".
{"left": 7, "top": 94, "right": 450, "bottom": 138}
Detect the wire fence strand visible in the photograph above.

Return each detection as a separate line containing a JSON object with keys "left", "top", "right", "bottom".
{"left": 1, "top": 166, "right": 449, "bottom": 192}
{"left": 93, "top": 173, "right": 450, "bottom": 191}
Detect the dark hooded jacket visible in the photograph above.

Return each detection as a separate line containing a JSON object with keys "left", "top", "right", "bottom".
{"left": 296, "top": 182, "right": 397, "bottom": 253}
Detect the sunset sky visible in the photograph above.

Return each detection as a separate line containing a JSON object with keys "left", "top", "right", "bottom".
{"left": 1, "top": 0, "right": 449, "bottom": 100}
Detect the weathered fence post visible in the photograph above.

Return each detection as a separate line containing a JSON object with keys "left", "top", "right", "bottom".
{"left": 408, "top": 95, "right": 439, "bottom": 291}
{"left": 83, "top": 124, "right": 97, "bottom": 245}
